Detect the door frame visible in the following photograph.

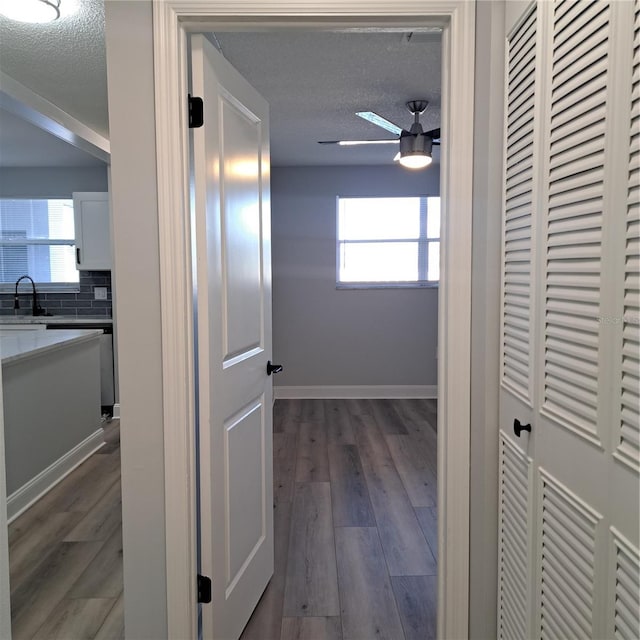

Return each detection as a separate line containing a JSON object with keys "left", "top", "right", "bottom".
{"left": 152, "top": 1, "right": 475, "bottom": 638}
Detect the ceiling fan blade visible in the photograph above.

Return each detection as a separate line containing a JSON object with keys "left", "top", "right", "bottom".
{"left": 318, "top": 139, "right": 399, "bottom": 146}
{"left": 356, "top": 111, "right": 403, "bottom": 135}
{"left": 425, "top": 127, "right": 441, "bottom": 141}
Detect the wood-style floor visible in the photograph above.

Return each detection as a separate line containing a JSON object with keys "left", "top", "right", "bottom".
{"left": 8, "top": 419, "right": 124, "bottom": 640}
{"left": 241, "top": 398, "right": 438, "bottom": 640}
{"left": 8, "top": 399, "right": 437, "bottom": 640}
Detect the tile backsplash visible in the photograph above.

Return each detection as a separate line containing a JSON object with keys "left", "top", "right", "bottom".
{"left": 0, "top": 271, "right": 112, "bottom": 318}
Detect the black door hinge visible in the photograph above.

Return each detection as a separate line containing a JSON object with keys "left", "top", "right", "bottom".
{"left": 197, "top": 574, "right": 212, "bottom": 603}
{"left": 189, "top": 94, "right": 204, "bottom": 128}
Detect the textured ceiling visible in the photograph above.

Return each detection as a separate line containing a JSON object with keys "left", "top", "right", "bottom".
{"left": 0, "top": 107, "right": 105, "bottom": 167}
{"left": 0, "top": 0, "right": 108, "bottom": 137}
{"left": 0, "top": 1, "right": 442, "bottom": 167}
{"left": 213, "top": 30, "right": 442, "bottom": 166}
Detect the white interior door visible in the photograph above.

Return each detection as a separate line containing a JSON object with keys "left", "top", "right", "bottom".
{"left": 498, "top": 2, "right": 640, "bottom": 638}
{"left": 191, "top": 34, "right": 274, "bottom": 640}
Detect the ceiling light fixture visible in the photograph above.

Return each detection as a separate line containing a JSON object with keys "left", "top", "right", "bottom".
{"left": 0, "top": 0, "right": 61, "bottom": 23}
{"left": 397, "top": 100, "right": 433, "bottom": 169}
{"left": 398, "top": 131, "right": 433, "bottom": 169}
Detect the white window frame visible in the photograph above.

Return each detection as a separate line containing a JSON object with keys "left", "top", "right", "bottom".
{"left": 0, "top": 197, "right": 80, "bottom": 293}
{"left": 336, "top": 195, "right": 440, "bottom": 289}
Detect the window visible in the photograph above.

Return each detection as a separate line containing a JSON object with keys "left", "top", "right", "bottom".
{"left": 337, "top": 196, "right": 440, "bottom": 287}
{"left": 0, "top": 199, "right": 79, "bottom": 290}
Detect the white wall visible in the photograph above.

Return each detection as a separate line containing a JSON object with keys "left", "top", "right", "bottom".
{"left": 0, "top": 166, "right": 108, "bottom": 198}
{"left": 104, "top": 2, "right": 167, "bottom": 638}
{"left": 271, "top": 165, "right": 439, "bottom": 388}
{"left": 468, "top": 1, "right": 504, "bottom": 637}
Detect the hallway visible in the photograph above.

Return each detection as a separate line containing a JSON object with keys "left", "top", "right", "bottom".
{"left": 7, "top": 401, "right": 437, "bottom": 639}
{"left": 241, "top": 398, "right": 438, "bottom": 640}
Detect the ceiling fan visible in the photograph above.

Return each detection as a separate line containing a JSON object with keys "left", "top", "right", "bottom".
{"left": 319, "top": 99, "right": 441, "bottom": 169}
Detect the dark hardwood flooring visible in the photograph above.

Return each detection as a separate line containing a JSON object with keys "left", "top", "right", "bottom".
{"left": 8, "top": 419, "right": 123, "bottom": 640}
{"left": 241, "top": 399, "right": 438, "bottom": 640}
{"left": 8, "top": 399, "right": 438, "bottom": 640}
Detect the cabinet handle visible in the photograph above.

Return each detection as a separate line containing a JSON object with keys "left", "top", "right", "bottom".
{"left": 76, "top": 248, "right": 81, "bottom": 265}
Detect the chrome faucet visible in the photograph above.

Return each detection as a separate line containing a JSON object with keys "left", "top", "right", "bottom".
{"left": 14, "top": 275, "right": 45, "bottom": 316}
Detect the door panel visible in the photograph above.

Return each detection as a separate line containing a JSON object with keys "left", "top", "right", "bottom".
{"left": 534, "top": 6, "right": 638, "bottom": 639}
{"left": 226, "top": 399, "right": 266, "bottom": 586}
{"left": 610, "top": 529, "right": 640, "bottom": 640}
{"left": 498, "top": 2, "right": 640, "bottom": 638}
{"left": 501, "top": 1, "right": 537, "bottom": 409}
{"left": 497, "top": 433, "right": 534, "bottom": 639}
{"left": 539, "top": 0, "right": 609, "bottom": 449}
{"left": 537, "top": 470, "right": 601, "bottom": 640}
{"left": 498, "top": 5, "right": 539, "bottom": 634}
{"left": 220, "top": 95, "right": 264, "bottom": 361}
{"left": 616, "top": 3, "right": 640, "bottom": 473}
{"left": 191, "top": 33, "right": 274, "bottom": 640}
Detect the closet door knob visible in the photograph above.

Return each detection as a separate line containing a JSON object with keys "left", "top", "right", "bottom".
{"left": 514, "top": 419, "right": 531, "bottom": 437}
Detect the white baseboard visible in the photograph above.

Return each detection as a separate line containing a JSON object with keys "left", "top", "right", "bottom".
{"left": 273, "top": 385, "right": 437, "bottom": 400}
{"left": 7, "top": 428, "right": 105, "bottom": 523}
{"left": 112, "top": 403, "right": 121, "bottom": 419}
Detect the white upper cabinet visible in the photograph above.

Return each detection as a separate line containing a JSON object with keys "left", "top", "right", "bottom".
{"left": 73, "top": 192, "right": 111, "bottom": 271}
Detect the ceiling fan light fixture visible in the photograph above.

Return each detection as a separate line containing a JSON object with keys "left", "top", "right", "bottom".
{"left": 0, "top": 0, "right": 60, "bottom": 23}
{"left": 400, "top": 154, "right": 432, "bottom": 169}
{"left": 398, "top": 131, "right": 433, "bottom": 169}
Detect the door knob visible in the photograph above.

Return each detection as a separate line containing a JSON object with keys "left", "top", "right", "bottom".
{"left": 514, "top": 419, "right": 531, "bottom": 437}
{"left": 266, "top": 361, "right": 283, "bottom": 376}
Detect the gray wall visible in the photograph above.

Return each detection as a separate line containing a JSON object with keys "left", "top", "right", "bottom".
{"left": 0, "top": 166, "right": 108, "bottom": 198}
{"left": 105, "top": 2, "right": 167, "bottom": 638}
{"left": 271, "top": 165, "right": 439, "bottom": 388}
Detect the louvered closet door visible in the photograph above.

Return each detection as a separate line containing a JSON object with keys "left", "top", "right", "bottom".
{"left": 498, "top": 4, "right": 540, "bottom": 638}
{"left": 534, "top": 1, "right": 639, "bottom": 637}
{"left": 499, "top": 1, "right": 640, "bottom": 639}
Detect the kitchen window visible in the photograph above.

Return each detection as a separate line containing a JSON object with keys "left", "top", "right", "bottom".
{"left": 337, "top": 196, "right": 440, "bottom": 288}
{"left": 0, "top": 198, "right": 79, "bottom": 291}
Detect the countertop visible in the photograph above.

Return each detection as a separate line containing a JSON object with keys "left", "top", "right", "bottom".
{"left": 0, "top": 329, "right": 103, "bottom": 365}
{"left": 0, "top": 315, "right": 112, "bottom": 326}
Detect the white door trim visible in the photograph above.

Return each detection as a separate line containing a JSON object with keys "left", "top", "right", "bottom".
{"left": 152, "top": 2, "right": 475, "bottom": 638}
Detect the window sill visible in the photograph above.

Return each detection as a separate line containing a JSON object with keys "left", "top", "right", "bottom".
{"left": 336, "top": 282, "right": 439, "bottom": 290}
